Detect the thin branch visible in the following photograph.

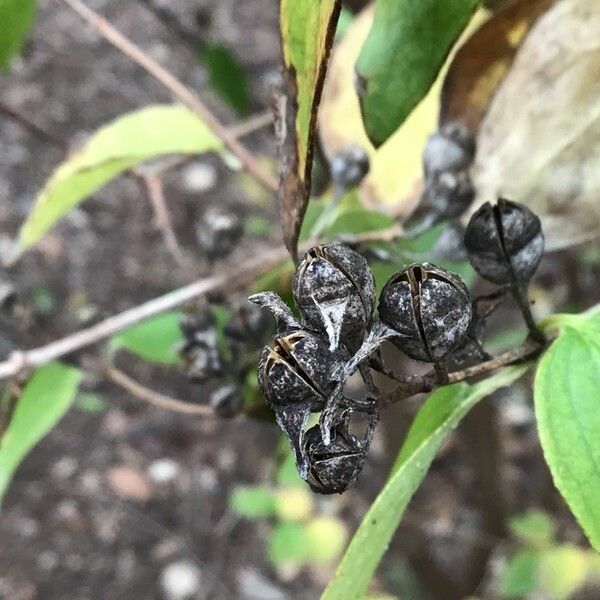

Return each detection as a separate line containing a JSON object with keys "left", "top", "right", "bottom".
{"left": 0, "top": 245, "right": 290, "bottom": 381}
{"left": 61, "top": 0, "right": 278, "bottom": 193}
{"left": 228, "top": 111, "right": 273, "bottom": 139}
{"left": 134, "top": 170, "right": 186, "bottom": 267}
{"left": 382, "top": 339, "right": 544, "bottom": 407}
{"left": 0, "top": 101, "right": 68, "bottom": 150}
{"left": 105, "top": 364, "right": 213, "bottom": 416}
{"left": 0, "top": 227, "right": 410, "bottom": 382}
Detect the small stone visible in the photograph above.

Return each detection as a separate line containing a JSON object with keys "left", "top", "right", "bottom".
{"left": 196, "top": 467, "right": 218, "bottom": 492}
{"left": 52, "top": 456, "right": 78, "bottom": 480}
{"left": 160, "top": 561, "right": 202, "bottom": 600}
{"left": 148, "top": 459, "right": 180, "bottom": 485}
{"left": 183, "top": 162, "right": 218, "bottom": 193}
{"left": 37, "top": 551, "right": 59, "bottom": 572}
{"left": 106, "top": 465, "right": 153, "bottom": 502}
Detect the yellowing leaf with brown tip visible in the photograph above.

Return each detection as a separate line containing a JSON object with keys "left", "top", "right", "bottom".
{"left": 278, "top": 0, "right": 342, "bottom": 259}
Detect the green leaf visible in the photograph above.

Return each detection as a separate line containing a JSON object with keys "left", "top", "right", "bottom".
{"left": 230, "top": 486, "right": 277, "bottom": 518}
{"left": 0, "top": 0, "right": 37, "bottom": 70}
{"left": 0, "top": 362, "right": 82, "bottom": 503}
{"left": 277, "top": 450, "right": 305, "bottom": 488}
{"left": 538, "top": 545, "right": 599, "bottom": 600}
{"left": 268, "top": 522, "right": 311, "bottom": 566}
{"left": 509, "top": 510, "right": 555, "bottom": 549}
{"left": 199, "top": 43, "right": 250, "bottom": 115}
{"left": 74, "top": 392, "right": 105, "bottom": 414}
{"left": 278, "top": 0, "right": 342, "bottom": 257}
{"left": 306, "top": 517, "right": 347, "bottom": 562}
{"left": 498, "top": 545, "right": 600, "bottom": 600}
{"left": 355, "top": 0, "right": 478, "bottom": 146}
{"left": 245, "top": 216, "right": 271, "bottom": 236}
{"left": 534, "top": 309, "right": 600, "bottom": 551}
{"left": 324, "top": 208, "right": 393, "bottom": 238}
{"left": 498, "top": 550, "right": 540, "bottom": 599}
{"left": 322, "top": 366, "right": 528, "bottom": 600}
{"left": 250, "top": 260, "right": 295, "bottom": 308}
{"left": 19, "top": 104, "right": 221, "bottom": 252}
{"left": 111, "top": 312, "right": 183, "bottom": 365}
{"left": 275, "top": 487, "right": 314, "bottom": 522}
{"left": 335, "top": 7, "right": 354, "bottom": 40}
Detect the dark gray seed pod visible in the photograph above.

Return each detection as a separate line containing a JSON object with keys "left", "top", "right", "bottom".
{"left": 378, "top": 263, "right": 472, "bottom": 362}
{"left": 426, "top": 170, "right": 474, "bottom": 220}
{"left": 257, "top": 329, "right": 348, "bottom": 477}
{"left": 196, "top": 205, "right": 244, "bottom": 260}
{"left": 464, "top": 198, "right": 544, "bottom": 285}
{"left": 293, "top": 243, "right": 375, "bottom": 352}
{"left": 210, "top": 384, "right": 243, "bottom": 418}
{"left": 179, "top": 312, "right": 223, "bottom": 383}
{"left": 257, "top": 329, "right": 346, "bottom": 409}
{"left": 304, "top": 424, "right": 367, "bottom": 494}
{"left": 330, "top": 144, "right": 370, "bottom": 190}
{"left": 423, "top": 122, "right": 475, "bottom": 179}
{"left": 181, "top": 340, "right": 223, "bottom": 383}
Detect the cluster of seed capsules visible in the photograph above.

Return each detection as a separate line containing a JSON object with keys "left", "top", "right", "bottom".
{"left": 179, "top": 302, "right": 273, "bottom": 417}
{"left": 251, "top": 198, "right": 546, "bottom": 495}
{"left": 419, "top": 123, "right": 476, "bottom": 227}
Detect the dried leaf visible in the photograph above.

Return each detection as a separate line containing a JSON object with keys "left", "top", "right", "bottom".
{"left": 278, "top": 0, "right": 342, "bottom": 260}
{"left": 441, "top": 0, "right": 557, "bottom": 133}
{"left": 472, "top": 0, "right": 600, "bottom": 250}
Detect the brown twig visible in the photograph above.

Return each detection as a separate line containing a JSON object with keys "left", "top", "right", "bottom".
{"left": 104, "top": 365, "right": 213, "bottom": 416}
{"left": 0, "top": 101, "right": 68, "bottom": 151}
{"left": 0, "top": 227, "right": 412, "bottom": 383}
{"left": 134, "top": 170, "right": 186, "bottom": 267}
{"left": 61, "top": 0, "right": 278, "bottom": 193}
{"left": 0, "top": 245, "right": 289, "bottom": 381}
{"left": 382, "top": 338, "right": 544, "bottom": 407}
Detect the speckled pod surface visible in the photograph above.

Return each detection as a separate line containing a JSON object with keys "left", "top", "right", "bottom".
{"left": 465, "top": 199, "right": 544, "bottom": 285}
{"left": 378, "top": 263, "right": 473, "bottom": 362}
{"left": 257, "top": 329, "right": 346, "bottom": 409}
{"left": 293, "top": 243, "right": 375, "bottom": 353}
{"left": 303, "top": 424, "right": 367, "bottom": 495}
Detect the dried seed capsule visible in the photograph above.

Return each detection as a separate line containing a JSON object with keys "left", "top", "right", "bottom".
{"left": 425, "top": 170, "right": 474, "bottom": 220}
{"left": 258, "top": 329, "right": 347, "bottom": 476}
{"left": 378, "top": 263, "right": 472, "bottom": 362}
{"left": 330, "top": 144, "right": 370, "bottom": 190}
{"left": 258, "top": 330, "right": 346, "bottom": 409}
{"left": 209, "top": 384, "right": 243, "bottom": 418}
{"left": 304, "top": 424, "right": 367, "bottom": 494}
{"left": 196, "top": 205, "right": 244, "bottom": 260}
{"left": 464, "top": 198, "right": 544, "bottom": 285}
{"left": 293, "top": 243, "right": 375, "bottom": 352}
{"left": 422, "top": 123, "right": 475, "bottom": 179}
{"left": 179, "top": 312, "right": 223, "bottom": 383}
